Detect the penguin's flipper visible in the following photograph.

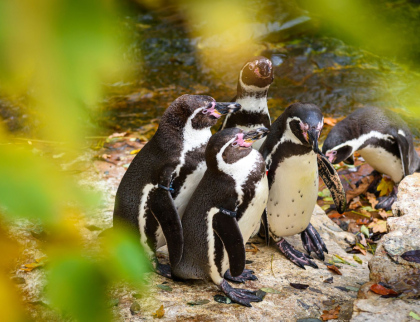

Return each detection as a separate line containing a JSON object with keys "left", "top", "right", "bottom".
{"left": 395, "top": 133, "right": 410, "bottom": 177}
{"left": 317, "top": 153, "right": 347, "bottom": 214}
{"left": 213, "top": 209, "right": 245, "bottom": 277}
{"left": 261, "top": 208, "right": 270, "bottom": 246}
{"left": 149, "top": 188, "right": 183, "bottom": 267}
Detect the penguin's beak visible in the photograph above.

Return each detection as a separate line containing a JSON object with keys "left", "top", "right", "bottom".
{"left": 233, "top": 127, "right": 269, "bottom": 148}
{"left": 307, "top": 129, "right": 321, "bottom": 153}
{"left": 203, "top": 102, "right": 241, "bottom": 119}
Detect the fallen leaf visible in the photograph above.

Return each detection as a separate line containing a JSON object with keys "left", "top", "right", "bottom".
{"left": 108, "top": 132, "right": 127, "bottom": 139}
{"left": 378, "top": 210, "right": 393, "bottom": 219}
{"left": 20, "top": 257, "right": 47, "bottom": 272}
{"left": 401, "top": 250, "right": 420, "bottom": 263}
{"left": 359, "top": 233, "right": 368, "bottom": 247}
{"left": 409, "top": 311, "right": 420, "bottom": 320}
{"left": 256, "top": 289, "right": 267, "bottom": 300}
{"left": 130, "top": 149, "right": 141, "bottom": 155}
{"left": 245, "top": 243, "right": 259, "bottom": 253}
{"left": 356, "top": 218, "right": 369, "bottom": 225}
{"left": 213, "top": 295, "right": 232, "bottom": 304}
{"left": 370, "top": 284, "right": 398, "bottom": 296}
{"left": 187, "top": 299, "right": 210, "bottom": 306}
{"left": 327, "top": 211, "right": 342, "bottom": 219}
{"left": 377, "top": 177, "right": 394, "bottom": 197}
{"left": 349, "top": 197, "right": 363, "bottom": 210}
{"left": 345, "top": 286, "right": 360, "bottom": 292}
{"left": 368, "top": 219, "right": 387, "bottom": 233}
{"left": 361, "top": 225, "right": 370, "bottom": 237}
{"left": 260, "top": 287, "right": 282, "bottom": 294}
{"left": 324, "top": 117, "right": 338, "bottom": 127}
{"left": 326, "top": 264, "right": 342, "bottom": 275}
{"left": 321, "top": 305, "right": 341, "bottom": 321}
{"left": 353, "top": 255, "right": 363, "bottom": 264}
{"left": 366, "top": 192, "right": 378, "bottom": 209}
{"left": 290, "top": 283, "right": 309, "bottom": 290}
{"left": 353, "top": 245, "right": 367, "bottom": 256}
{"left": 152, "top": 305, "right": 164, "bottom": 319}
{"left": 333, "top": 254, "right": 357, "bottom": 267}
{"left": 346, "top": 176, "right": 372, "bottom": 203}
{"left": 323, "top": 277, "right": 333, "bottom": 284}
{"left": 156, "top": 284, "right": 172, "bottom": 292}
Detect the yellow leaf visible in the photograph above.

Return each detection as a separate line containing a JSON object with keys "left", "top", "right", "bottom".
{"left": 130, "top": 149, "right": 141, "bottom": 155}
{"left": 368, "top": 219, "right": 388, "bottom": 233}
{"left": 20, "top": 257, "right": 47, "bottom": 272}
{"left": 152, "top": 305, "right": 164, "bottom": 319}
{"left": 377, "top": 177, "right": 394, "bottom": 197}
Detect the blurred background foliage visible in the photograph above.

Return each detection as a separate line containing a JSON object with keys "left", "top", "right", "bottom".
{"left": 0, "top": 0, "right": 419, "bottom": 321}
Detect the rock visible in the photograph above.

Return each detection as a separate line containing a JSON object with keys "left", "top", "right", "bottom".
{"left": 352, "top": 298, "right": 420, "bottom": 322}
{"left": 114, "top": 205, "right": 370, "bottom": 321}
{"left": 351, "top": 174, "right": 420, "bottom": 321}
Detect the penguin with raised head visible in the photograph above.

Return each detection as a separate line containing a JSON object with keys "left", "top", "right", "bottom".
{"left": 259, "top": 102, "right": 346, "bottom": 269}
{"left": 172, "top": 127, "right": 269, "bottom": 307}
{"left": 220, "top": 56, "right": 273, "bottom": 149}
{"left": 322, "top": 106, "right": 420, "bottom": 210}
{"left": 113, "top": 95, "right": 241, "bottom": 276}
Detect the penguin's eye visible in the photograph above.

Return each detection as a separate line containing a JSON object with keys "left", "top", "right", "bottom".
{"left": 248, "top": 63, "right": 254, "bottom": 70}
{"left": 331, "top": 150, "right": 337, "bottom": 155}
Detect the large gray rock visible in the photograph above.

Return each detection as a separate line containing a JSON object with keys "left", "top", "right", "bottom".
{"left": 351, "top": 173, "right": 420, "bottom": 321}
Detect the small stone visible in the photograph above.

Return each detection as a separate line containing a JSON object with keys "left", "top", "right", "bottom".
{"left": 130, "top": 301, "right": 141, "bottom": 315}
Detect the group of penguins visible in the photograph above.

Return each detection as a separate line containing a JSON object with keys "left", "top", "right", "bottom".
{"left": 113, "top": 56, "right": 420, "bottom": 307}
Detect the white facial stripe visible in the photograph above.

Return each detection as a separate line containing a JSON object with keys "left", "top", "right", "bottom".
{"left": 239, "top": 69, "right": 271, "bottom": 93}
{"left": 206, "top": 207, "right": 224, "bottom": 284}
{"left": 265, "top": 116, "right": 302, "bottom": 168}
{"left": 216, "top": 139, "right": 260, "bottom": 207}
{"left": 398, "top": 129, "right": 406, "bottom": 137}
{"left": 174, "top": 107, "right": 212, "bottom": 177}
{"left": 329, "top": 131, "right": 394, "bottom": 155}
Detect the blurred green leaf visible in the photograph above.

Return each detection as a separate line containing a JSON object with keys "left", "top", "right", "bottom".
{"left": 47, "top": 255, "right": 110, "bottom": 322}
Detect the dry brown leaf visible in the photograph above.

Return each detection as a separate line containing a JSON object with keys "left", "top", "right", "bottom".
{"left": 152, "top": 305, "right": 164, "bottom": 319}
{"left": 108, "top": 132, "right": 127, "bottom": 139}
{"left": 324, "top": 117, "right": 338, "bottom": 127}
{"left": 327, "top": 264, "right": 342, "bottom": 275}
{"left": 349, "top": 196, "right": 363, "bottom": 210}
{"left": 353, "top": 245, "right": 367, "bottom": 256}
{"left": 366, "top": 192, "right": 378, "bottom": 209}
{"left": 346, "top": 176, "right": 372, "bottom": 203}
{"left": 370, "top": 284, "right": 398, "bottom": 296}
{"left": 356, "top": 218, "right": 369, "bottom": 225}
{"left": 246, "top": 243, "right": 260, "bottom": 253}
{"left": 321, "top": 305, "right": 341, "bottom": 321}
{"left": 378, "top": 210, "right": 393, "bottom": 219}
{"left": 368, "top": 219, "right": 388, "bottom": 233}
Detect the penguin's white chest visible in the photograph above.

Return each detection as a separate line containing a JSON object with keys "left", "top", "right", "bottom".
{"left": 174, "top": 161, "right": 207, "bottom": 217}
{"left": 359, "top": 145, "right": 403, "bottom": 183}
{"left": 238, "top": 175, "right": 269, "bottom": 242}
{"left": 267, "top": 152, "right": 318, "bottom": 238}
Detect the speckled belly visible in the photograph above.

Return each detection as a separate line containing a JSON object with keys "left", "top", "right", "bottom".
{"left": 267, "top": 152, "right": 318, "bottom": 238}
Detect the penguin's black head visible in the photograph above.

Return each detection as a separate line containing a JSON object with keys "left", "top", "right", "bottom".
{"left": 322, "top": 130, "right": 353, "bottom": 164}
{"left": 285, "top": 102, "right": 324, "bottom": 152}
{"left": 205, "top": 127, "right": 269, "bottom": 169}
{"left": 239, "top": 56, "right": 274, "bottom": 90}
{"left": 162, "top": 94, "right": 241, "bottom": 131}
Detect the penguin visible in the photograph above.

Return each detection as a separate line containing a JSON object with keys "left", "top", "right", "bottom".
{"left": 322, "top": 106, "right": 420, "bottom": 210}
{"left": 219, "top": 56, "right": 274, "bottom": 150}
{"left": 113, "top": 95, "right": 241, "bottom": 276}
{"left": 172, "top": 127, "right": 269, "bottom": 307}
{"left": 259, "top": 102, "right": 346, "bottom": 269}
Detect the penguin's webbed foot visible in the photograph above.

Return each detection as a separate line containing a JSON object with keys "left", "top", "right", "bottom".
{"left": 301, "top": 223, "right": 328, "bottom": 261}
{"left": 155, "top": 262, "right": 172, "bottom": 279}
{"left": 220, "top": 279, "right": 262, "bottom": 307}
{"left": 224, "top": 269, "right": 257, "bottom": 283}
{"left": 276, "top": 238, "right": 318, "bottom": 269}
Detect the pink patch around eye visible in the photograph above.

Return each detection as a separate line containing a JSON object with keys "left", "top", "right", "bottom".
{"left": 233, "top": 133, "right": 253, "bottom": 148}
